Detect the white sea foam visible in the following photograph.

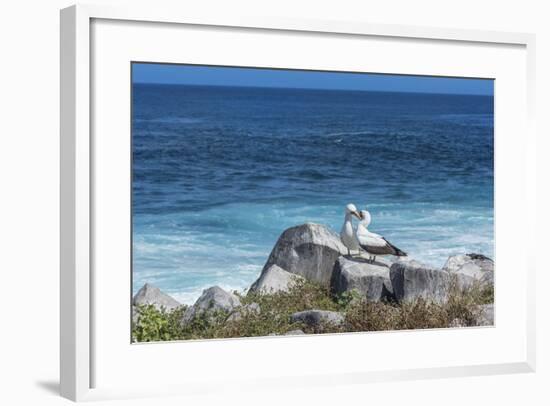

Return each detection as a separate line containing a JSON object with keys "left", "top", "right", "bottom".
{"left": 322, "top": 130, "right": 375, "bottom": 138}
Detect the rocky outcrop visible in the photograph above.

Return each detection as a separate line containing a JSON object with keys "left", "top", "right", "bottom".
{"left": 248, "top": 265, "right": 304, "bottom": 294}
{"left": 260, "top": 223, "right": 347, "bottom": 287}
{"left": 331, "top": 256, "right": 393, "bottom": 302}
{"left": 390, "top": 259, "right": 450, "bottom": 304}
{"left": 133, "top": 283, "right": 181, "bottom": 311}
{"left": 181, "top": 286, "right": 241, "bottom": 325}
{"left": 290, "top": 310, "right": 345, "bottom": 330}
{"left": 443, "top": 253, "right": 494, "bottom": 289}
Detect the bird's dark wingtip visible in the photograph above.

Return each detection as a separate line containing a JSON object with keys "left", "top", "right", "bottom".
{"left": 393, "top": 247, "right": 407, "bottom": 256}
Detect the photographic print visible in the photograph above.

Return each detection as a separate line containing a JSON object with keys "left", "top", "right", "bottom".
{"left": 131, "top": 63, "right": 494, "bottom": 342}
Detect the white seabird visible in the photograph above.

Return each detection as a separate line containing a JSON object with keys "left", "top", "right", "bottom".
{"left": 356, "top": 209, "right": 407, "bottom": 262}
{"left": 340, "top": 203, "right": 361, "bottom": 256}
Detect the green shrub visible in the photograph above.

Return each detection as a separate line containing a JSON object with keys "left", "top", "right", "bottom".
{"left": 132, "top": 304, "right": 186, "bottom": 342}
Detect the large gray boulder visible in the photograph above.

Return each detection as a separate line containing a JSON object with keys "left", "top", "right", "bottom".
{"left": 331, "top": 256, "right": 393, "bottom": 302}
{"left": 133, "top": 283, "right": 181, "bottom": 311}
{"left": 290, "top": 310, "right": 345, "bottom": 330}
{"left": 181, "top": 286, "right": 241, "bottom": 325}
{"left": 443, "top": 253, "right": 494, "bottom": 289}
{"left": 390, "top": 259, "right": 450, "bottom": 304}
{"left": 248, "top": 265, "right": 304, "bottom": 294}
{"left": 260, "top": 223, "right": 347, "bottom": 286}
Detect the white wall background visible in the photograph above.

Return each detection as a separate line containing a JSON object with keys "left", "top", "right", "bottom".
{"left": 0, "top": 0, "right": 547, "bottom": 405}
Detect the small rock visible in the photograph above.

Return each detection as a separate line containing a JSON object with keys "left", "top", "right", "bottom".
{"left": 249, "top": 265, "right": 304, "bottom": 294}
{"left": 331, "top": 256, "right": 393, "bottom": 302}
{"left": 443, "top": 253, "right": 494, "bottom": 289}
{"left": 284, "top": 329, "right": 305, "bottom": 335}
{"left": 476, "top": 304, "right": 494, "bottom": 326}
{"left": 450, "top": 318, "right": 467, "bottom": 328}
{"left": 246, "top": 302, "right": 260, "bottom": 313}
{"left": 181, "top": 286, "right": 241, "bottom": 325}
{"left": 390, "top": 259, "right": 450, "bottom": 303}
{"left": 226, "top": 302, "right": 261, "bottom": 322}
{"left": 290, "top": 310, "right": 345, "bottom": 330}
{"left": 260, "top": 223, "right": 347, "bottom": 286}
{"left": 133, "top": 283, "right": 181, "bottom": 311}
{"left": 132, "top": 305, "right": 139, "bottom": 324}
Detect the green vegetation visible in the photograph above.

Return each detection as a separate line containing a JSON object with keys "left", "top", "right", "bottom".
{"left": 132, "top": 304, "right": 187, "bottom": 342}
{"left": 132, "top": 278, "right": 492, "bottom": 343}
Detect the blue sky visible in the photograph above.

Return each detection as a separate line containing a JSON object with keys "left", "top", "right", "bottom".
{"left": 132, "top": 63, "right": 493, "bottom": 96}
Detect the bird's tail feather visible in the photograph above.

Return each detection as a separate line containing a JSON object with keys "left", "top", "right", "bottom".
{"left": 394, "top": 246, "right": 407, "bottom": 256}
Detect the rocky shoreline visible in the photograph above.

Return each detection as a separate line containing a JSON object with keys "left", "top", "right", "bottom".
{"left": 132, "top": 223, "right": 494, "bottom": 341}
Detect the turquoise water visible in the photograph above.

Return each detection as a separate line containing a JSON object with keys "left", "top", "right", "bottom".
{"left": 132, "top": 84, "right": 494, "bottom": 304}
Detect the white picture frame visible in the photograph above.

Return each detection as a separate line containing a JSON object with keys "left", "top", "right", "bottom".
{"left": 60, "top": 4, "right": 536, "bottom": 402}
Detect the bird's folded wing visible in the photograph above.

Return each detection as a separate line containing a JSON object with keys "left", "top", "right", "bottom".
{"left": 357, "top": 233, "right": 386, "bottom": 247}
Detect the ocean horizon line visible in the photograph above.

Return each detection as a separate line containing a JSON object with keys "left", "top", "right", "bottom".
{"left": 132, "top": 82, "right": 493, "bottom": 97}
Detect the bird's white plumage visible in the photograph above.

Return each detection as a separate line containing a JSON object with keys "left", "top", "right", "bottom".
{"left": 340, "top": 203, "right": 360, "bottom": 253}
{"left": 356, "top": 211, "right": 386, "bottom": 247}
{"left": 356, "top": 228, "right": 387, "bottom": 247}
{"left": 341, "top": 219, "right": 360, "bottom": 250}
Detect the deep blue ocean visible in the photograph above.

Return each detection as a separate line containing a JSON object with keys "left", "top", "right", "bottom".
{"left": 132, "top": 84, "right": 494, "bottom": 304}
